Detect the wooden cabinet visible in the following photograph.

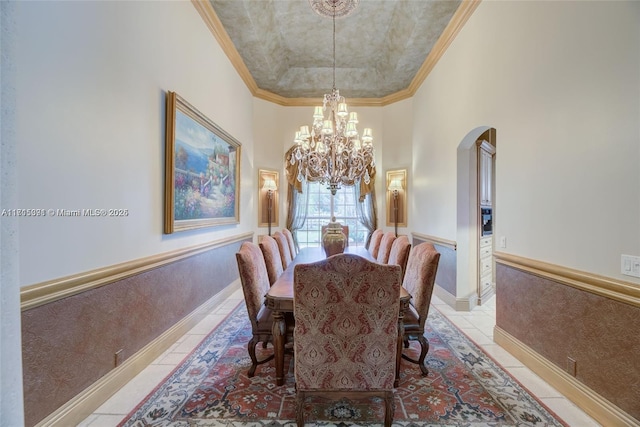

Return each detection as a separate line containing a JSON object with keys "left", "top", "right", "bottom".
{"left": 479, "top": 236, "right": 493, "bottom": 296}
{"left": 478, "top": 141, "right": 495, "bottom": 207}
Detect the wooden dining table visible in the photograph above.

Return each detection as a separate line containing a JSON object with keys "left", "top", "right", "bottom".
{"left": 265, "top": 245, "right": 411, "bottom": 387}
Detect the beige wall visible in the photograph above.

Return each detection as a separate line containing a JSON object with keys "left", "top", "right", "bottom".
{"left": 411, "top": 0, "right": 640, "bottom": 288}
{"left": 14, "top": 1, "right": 255, "bottom": 287}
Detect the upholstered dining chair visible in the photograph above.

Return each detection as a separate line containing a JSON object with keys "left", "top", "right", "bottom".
{"left": 376, "top": 231, "right": 397, "bottom": 264}
{"left": 282, "top": 228, "right": 297, "bottom": 257}
{"left": 235, "top": 242, "right": 293, "bottom": 377}
{"left": 258, "top": 235, "right": 284, "bottom": 286}
{"left": 293, "top": 254, "right": 402, "bottom": 427}
{"left": 273, "top": 230, "right": 293, "bottom": 269}
{"left": 367, "top": 229, "right": 384, "bottom": 258}
{"left": 401, "top": 242, "right": 440, "bottom": 375}
{"left": 387, "top": 235, "right": 411, "bottom": 281}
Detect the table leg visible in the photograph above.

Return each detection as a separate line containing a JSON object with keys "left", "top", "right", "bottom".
{"left": 272, "top": 310, "right": 286, "bottom": 386}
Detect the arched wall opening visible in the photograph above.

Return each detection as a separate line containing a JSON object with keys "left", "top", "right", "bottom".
{"left": 455, "top": 126, "right": 496, "bottom": 310}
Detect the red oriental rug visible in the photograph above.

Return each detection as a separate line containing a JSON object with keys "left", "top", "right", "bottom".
{"left": 119, "top": 303, "right": 567, "bottom": 426}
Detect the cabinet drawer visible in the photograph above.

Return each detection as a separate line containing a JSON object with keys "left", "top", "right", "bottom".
{"left": 480, "top": 246, "right": 492, "bottom": 259}
{"left": 480, "top": 258, "right": 492, "bottom": 276}
{"left": 480, "top": 272, "right": 493, "bottom": 290}
{"left": 480, "top": 237, "right": 492, "bottom": 248}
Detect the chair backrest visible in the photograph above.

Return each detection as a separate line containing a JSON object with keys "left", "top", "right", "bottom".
{"left": 376, "top": 231, "right": 397, "bottom": 264}
{"left": 258, "top": 235, "right": 284, "bottom": 285}
{"left": 368, "top": 229, "right": 384, "bottom": 258}
{"left": 402, "top": 243, "right": 440, "bottom": 328}
{"left": 235, "top": 242, "right": 271, "bottom": 330}
{"left": 293, "top": 254, "right": 402, "bottom": 391}
{"left": 282, "top": 228, "right": 297, "bottom": 257}
{"left": 273, "top": 230, "right": 293, "bottom": 269}
{"left": 387, "top": 235, "right": 411, "bottom": 280}
{"left": 321, "top": 224, "right": 350, "bottom": 247}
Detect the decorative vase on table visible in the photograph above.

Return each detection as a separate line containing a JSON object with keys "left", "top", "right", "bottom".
{"left": 322, "top": 217, "right": 346, "bottom": 257}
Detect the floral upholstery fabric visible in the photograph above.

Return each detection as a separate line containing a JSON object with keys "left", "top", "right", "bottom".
{"left": 236, "top": 242, "right": 271, "bottom": 330}
{"left": 282, "top": 228, "right": 297, "bottom": 257}
{"left": 259, "top": 235, "right": 284, "bottom": 285}
{"left": 376, "top": 231, "right": 397, "bottom": 264}
{"left": 400, "top": 242, "right": 440, "bottom": 375}
{"left": 367, "top": 229, "right": 384, "bottom": 258}
{"left": 402, "top": 242, "right": 440, "bottom": 329}
{"left": 293, "top": 254, "right": 402, "bottom": 391}
{"left": 273, "top": 231, "right": 293, "bottom": 269}
{"left": 387, "top": 235, "right": 411, "bottom": 281}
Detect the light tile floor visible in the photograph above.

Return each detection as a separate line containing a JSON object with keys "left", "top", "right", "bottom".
{"left": 79, "top": 290, "right": 602, "bottom": 427}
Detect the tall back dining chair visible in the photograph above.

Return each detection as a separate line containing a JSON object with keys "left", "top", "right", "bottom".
{"left": 258, "top": 235, "right": 284, "bottom": 286}
{"left": 376, "top": 231, "right": 397, "bottom": 264}
{"left": 401, "top": 242, "right": 440, "bottom": 375}
{"left": 273, "top": 230, "right": 293, "bottom": 269}
{"left": 236, "top": 242, "right": 292, "bottom": 377}
{"left": 387, "top": 235, "right": 411, "bottom": 281}
{"left": 293, "top": 254, "right": 402, "bottom": 427}
{"left": 367, "top": 229, "right": 384, "bottom": 258}
{"left": 282, "top": 228, "right": 297, "bottom": 257}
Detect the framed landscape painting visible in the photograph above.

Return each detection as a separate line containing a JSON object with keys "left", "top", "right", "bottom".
{"left": 164, "top": 91, "right": 241, "bottom": 233}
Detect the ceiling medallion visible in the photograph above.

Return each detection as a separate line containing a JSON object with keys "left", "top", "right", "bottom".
{"left": 309, "top": 0, "right": 359, "bottom": 19}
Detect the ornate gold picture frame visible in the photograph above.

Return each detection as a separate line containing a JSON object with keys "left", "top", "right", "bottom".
{"left": 164, "top": 91, "right": 241, "bottom": 233}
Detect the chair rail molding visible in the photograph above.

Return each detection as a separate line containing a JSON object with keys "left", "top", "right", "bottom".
{"left": 411, "top": 232, "right": 457, "bottom": 251}
{"left": 494, "top": 252, "right": 640, "bottom": 308}
{"left": 21, "top": 232, "right": 254, "bottom": 310}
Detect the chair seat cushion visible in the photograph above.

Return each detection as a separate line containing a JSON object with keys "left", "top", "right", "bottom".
{"left": 255, "top": 305, "right": 294, "bottom": 334}
{"left": 403, "top": 304, "right": 422, "bottom": 333}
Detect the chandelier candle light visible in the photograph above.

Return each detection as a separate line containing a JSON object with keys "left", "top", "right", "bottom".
{"left": 289, "top": 0, "right": 375, "bottom": 196}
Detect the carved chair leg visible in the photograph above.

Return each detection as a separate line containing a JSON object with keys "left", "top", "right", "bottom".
{"left": 384, "top": 391, "right": 394, "bottom": 427}
{"left": 247, "top": 336, "right": 259, "bottom": 377}
{"left": 417, "top": 335, "right": 430, "bottom": 376}
{"left": 296, "top": 392, "right": 305, "bottom": 427}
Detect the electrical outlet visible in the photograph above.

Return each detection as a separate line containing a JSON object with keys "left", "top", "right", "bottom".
{"left": 499, "top": 236, "right": 506, "bottom": 248}
{"left": 114, "top": 349, "right": 124, "bottom": 367}
{"left": 567, "top": 357, "right": 577, "bottom": 377}
{"left": 621, "top": 255, "right": 640, "bottom": 278}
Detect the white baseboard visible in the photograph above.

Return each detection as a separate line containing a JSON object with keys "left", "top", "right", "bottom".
{"left": 494, "top": 326, "right": 638, "bottom": 427}
{"left": 36, "top": 280, "right": 241, "bottom": 427}
{"left": 433, "top": 284, "right": 477, "bottom": 311}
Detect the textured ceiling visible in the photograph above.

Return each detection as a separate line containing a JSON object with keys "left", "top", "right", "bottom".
{"left": 208, "top": 0, "right": 464, "bottom": 100}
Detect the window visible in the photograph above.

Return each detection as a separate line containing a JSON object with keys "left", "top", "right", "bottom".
{"left": 295, "top": 182, "right": 368, "bottom": 248}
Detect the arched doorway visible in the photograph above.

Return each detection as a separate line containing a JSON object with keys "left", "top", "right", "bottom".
{"left": 456, "top": 127, "right": 496, "bottom": 308}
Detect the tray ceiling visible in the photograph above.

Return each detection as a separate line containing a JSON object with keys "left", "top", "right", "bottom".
{"left": 204, "top": 0, "right": 473, "bottom": 104}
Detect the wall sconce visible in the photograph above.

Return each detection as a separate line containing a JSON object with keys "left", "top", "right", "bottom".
{"left": 386, "top": 169, "right": 407, "bottom": 237}
{"left": 258, "top": 169, "right": 279, "bottom": 236}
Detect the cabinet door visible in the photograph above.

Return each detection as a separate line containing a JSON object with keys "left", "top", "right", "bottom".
{"left": 480, "top": 148, "right": 492, "bottom": 206}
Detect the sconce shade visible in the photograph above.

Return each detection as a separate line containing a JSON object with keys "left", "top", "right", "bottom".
{"left": 388, "top": 178, "right": 403, "bottom": 192}
{"left": 262, "top": 178, "right": 277, "bottom": 192}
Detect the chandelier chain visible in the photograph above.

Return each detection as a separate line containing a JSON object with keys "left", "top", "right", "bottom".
{"left": 288, "top": 0, "right": 375, "bottom": 196}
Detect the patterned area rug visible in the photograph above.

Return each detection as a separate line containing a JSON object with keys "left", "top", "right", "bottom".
{"left": 119, "top": 304, "right": 567, "bottom": 426}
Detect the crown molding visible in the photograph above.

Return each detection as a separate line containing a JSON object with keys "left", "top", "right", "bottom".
{"left": 191, "top": 0, "right": 258, "bottom": 94}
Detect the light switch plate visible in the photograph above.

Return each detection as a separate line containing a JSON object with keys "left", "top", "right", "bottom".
{"left": 621, "top": 254, "right": 640, "bottom": 278}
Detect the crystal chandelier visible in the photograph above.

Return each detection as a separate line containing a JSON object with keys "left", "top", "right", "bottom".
{"left": 288, "top": 0, "right": 375, "bottom": 195}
